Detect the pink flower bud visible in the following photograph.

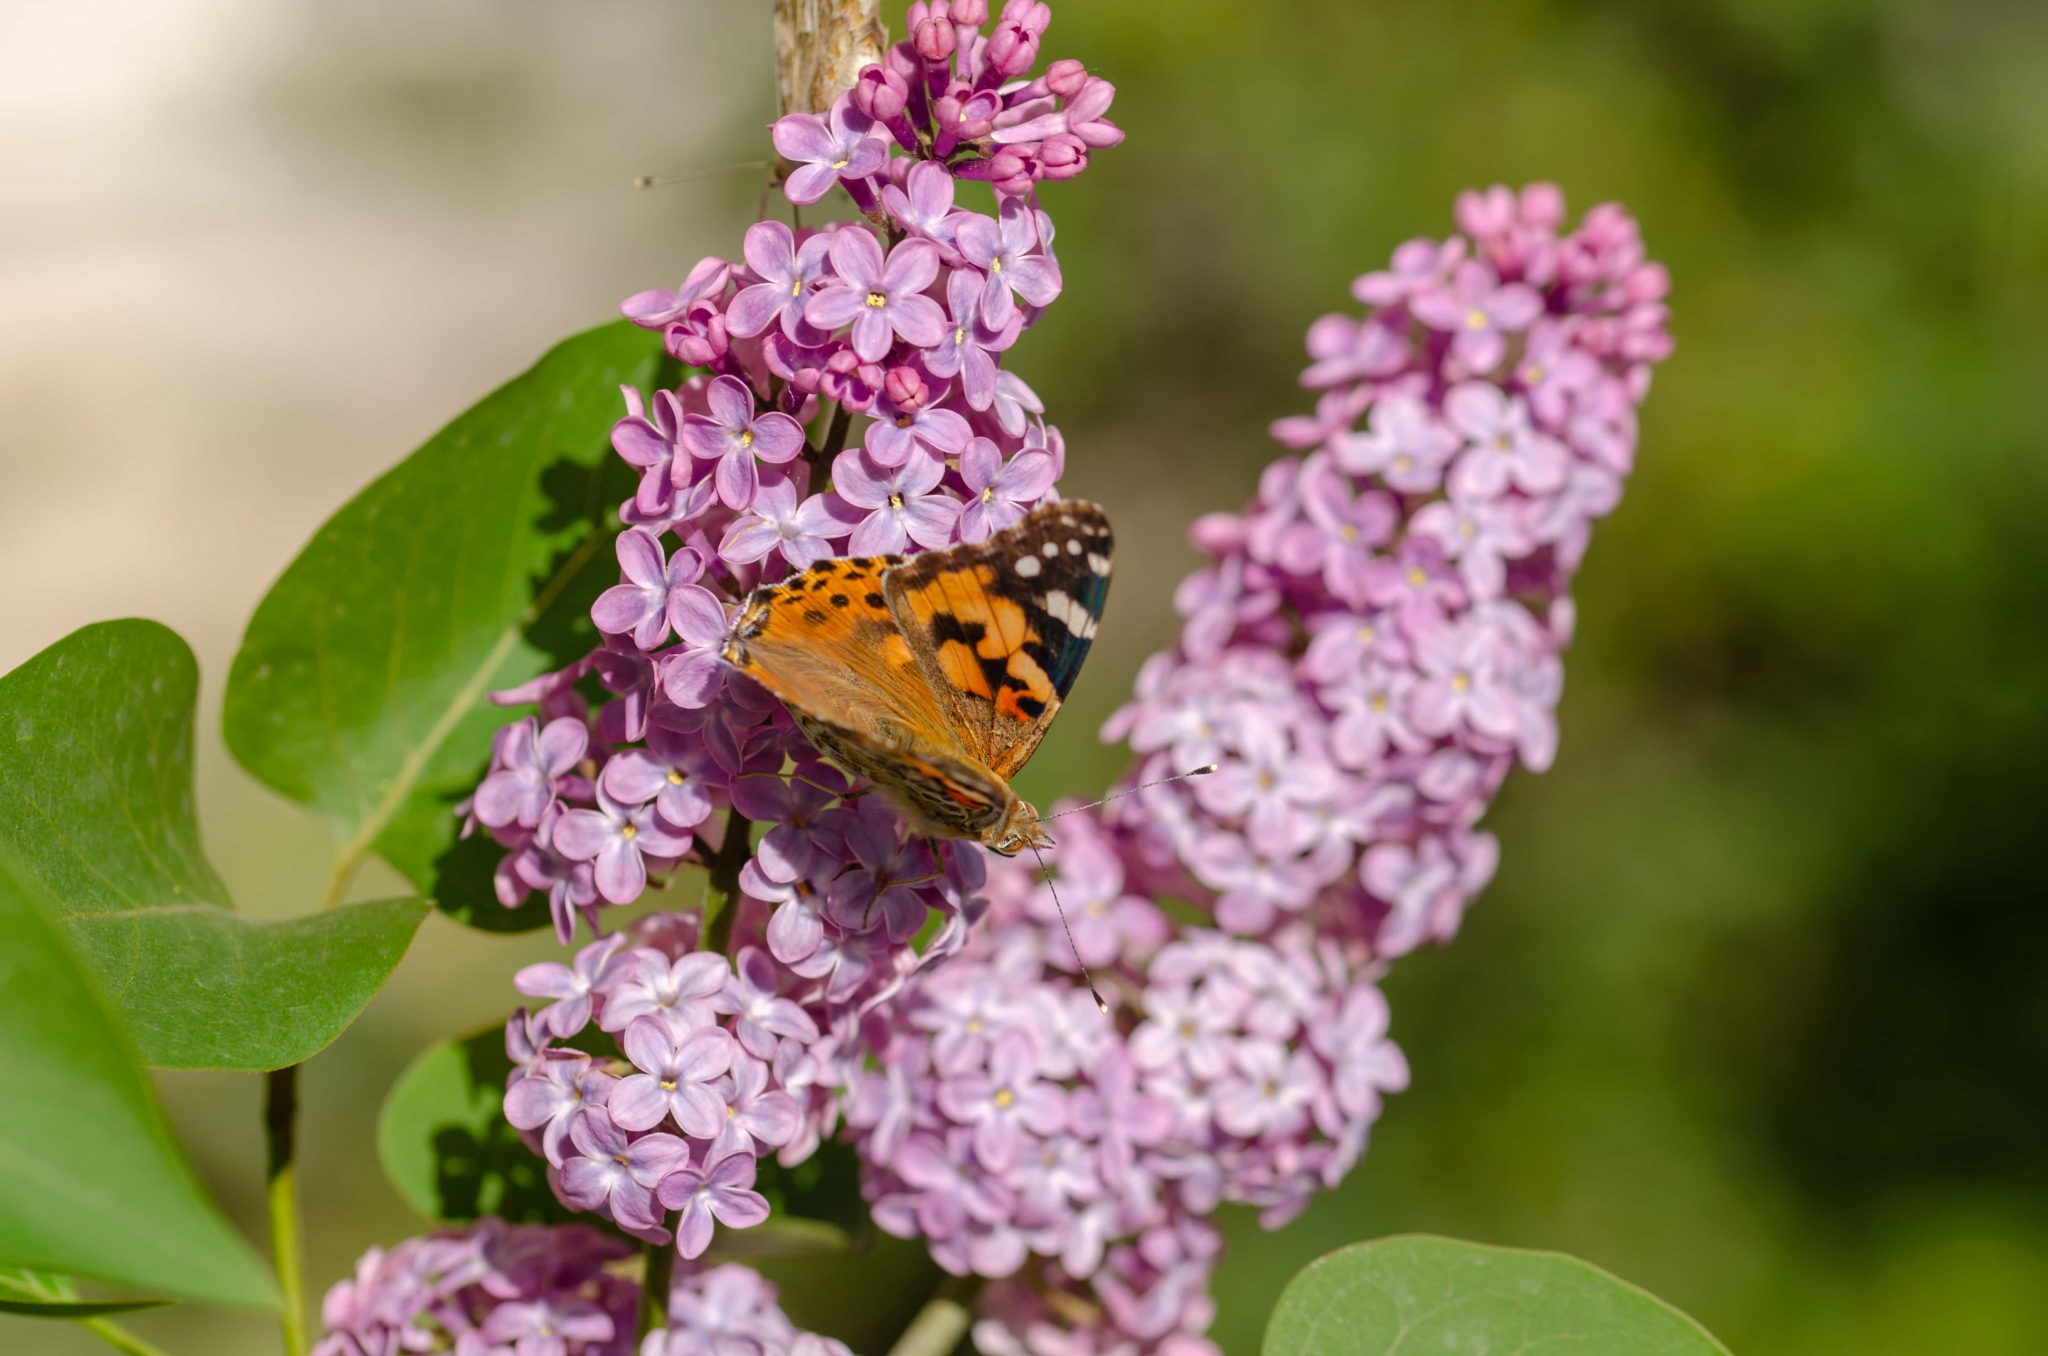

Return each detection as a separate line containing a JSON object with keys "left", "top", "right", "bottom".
{"left": 853, "top": 65, "right": 908, "bottom": 121}
{"left": 949, "top": 0, "right": 988, "bottom": 25}
{"left": 988, "top": 148, "right": 1035, "bottom": 197}
{"left": 913, "top": 16, "right": 957, "bottom": 62}
{"left": 1046, "top": 58, "right": 1088, "bottom": 100}
{"left": 985, "top": 26, "right": 1034, "bottom": 79}
{"left": 1037, "top": 132, "right": 1086, "bottom": 179}
{"left": 883, "top": 365, "right": 929, "bottom": 412}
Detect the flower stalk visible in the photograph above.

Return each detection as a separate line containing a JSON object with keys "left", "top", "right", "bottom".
{"left": 635, "top": 1238, "right": 676, "bottom": 1340}
{"left": 884, "top": 1275, "right": 980, "bottom": 1356}
{"left": 265, "top": 1064, "right": 308, "bottom": 1356}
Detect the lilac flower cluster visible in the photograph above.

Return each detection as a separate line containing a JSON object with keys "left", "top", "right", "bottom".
{"left": 313, "top": 1219, "right": 634, "bottom": 1356}
{"left": 449, "top": 0, "right": 1116, "bottom": 1271}
{"left": 830, "top": 0, "right": 1123, "bottom": 201}
{"left": 831, "top": 185, "right": 1668, "bottom": 1351}
{"left": 504, "top": 916, "right": 812, "bottom": 1258}
{"left": 1090, "top": 183, "right": 1672, "bottom": 956}
{"left": 644, "top": 1263, "right": 853, "bottom": 1356}
{"left": 462, "top": 0, "right": 1116, "bottom": 947}
{"left": 313, "top": 1219, "right": 845, "bottom": 1356}
{"left": 843, "top": 861, "right": 1406, "bottom": 1352}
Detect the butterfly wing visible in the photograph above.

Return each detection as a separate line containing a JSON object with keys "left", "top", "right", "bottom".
{"left": 722, "top": 553, "right": 1012, "bottom": 840}
{"left": 883, "top": 500, "right": 1113, "bottom": 782}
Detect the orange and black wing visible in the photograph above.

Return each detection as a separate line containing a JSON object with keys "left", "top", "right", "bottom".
{"left": 723, "top": 554, "right": 960, "bottom": 751}
{"left": 882, "top": 501, "right": 1113, "bottom": 782}
{"left": 722, "top": 554, "right": 1010, "bottom": 839}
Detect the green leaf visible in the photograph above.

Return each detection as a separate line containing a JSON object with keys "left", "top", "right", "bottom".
{"left": 0, "top": 1267, "right": 165, "bottom": 1318}
{"left": 377, "top": 1027, "right": 578, "bottom": 1225}
{"left": 0, "top": 1296, "right": 170, "bottom": 1319}
{"left": 222, "top": 320, "right": 661, "bottom": 932}
{"left": 0, "top": 852, "right": 277, "bottom": 1308}
{"left": 1263, "top": 1235, "right": 1731, "bottom": 1356}
{"left": 0, "top": 621, "right": 427, "bottom": 1070}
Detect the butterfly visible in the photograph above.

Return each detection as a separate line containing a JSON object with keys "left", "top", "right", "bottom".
{"left": 722, "top": 500, "right": 1113, "bottom": 857}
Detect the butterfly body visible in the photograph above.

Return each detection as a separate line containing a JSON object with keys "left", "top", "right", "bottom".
{"left": 723, "top": 501, "right": 1114, "bottom": 855}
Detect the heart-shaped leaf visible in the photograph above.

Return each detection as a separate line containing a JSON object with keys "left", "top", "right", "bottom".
{"left": 0, "top": 852, "right": 276, "bottom": 1307}
{"left": 0, "top": 621, "right": 426, "bottom": 1070}
{"left": 1263, "top": 1235, "right": 1730, "bottom": 1356}
{"left": 223, "top": 320, "right": 660, "bottom": 932}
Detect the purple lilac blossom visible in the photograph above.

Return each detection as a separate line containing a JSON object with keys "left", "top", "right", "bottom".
{"left": 312, "top": 1225, "right": 848, "bottom": 1356}
{"left": 311, "top": 1220, "right": 635, "bottom": 1356}
{"left": 847, "top": 181, "right": 1668, "bottom": 1351}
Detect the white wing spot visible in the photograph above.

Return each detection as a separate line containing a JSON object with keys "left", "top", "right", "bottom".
{"left": 1066, "top": 539, "right": 1083, "bottom": 555}
{"left": 1041, "top": 541, "right": 1060, "bottom": 557}
{"left": 1042, "top": 590, "right": 1098, "bottom": 638}
{"left": 1087, "top": 552, "right": 1110, "bottom": 574}
{"left": 1014, "top": 555, "right": 1042, "bottom": 578}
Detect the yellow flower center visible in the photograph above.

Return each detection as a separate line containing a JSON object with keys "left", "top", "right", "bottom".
{"left": 789, "top": 279, "right": 803, "bottom": 297}
{"left": 955, "top": 324, "right": 968, "bottom": 344}
{"left": 740, "top": 428, "right": 754, "bottom": 449}
{"left": 1357, "top": 624, "right": 1376, "bottom": 643}
{"left": 1524, "top": 362, "right": 1546, "bottom": 383}
{"left": 1464, "top": 309, "right": 1488, "bottom": 329}
{"left": 621, "top": 823, "right": 638, "bottom": 840}
{"left": 865, "top": 291, "right": 888, "bottom": 308}
{"left": 667, "top": 770, "right": 685, "bottom": 785}
{"left": 659, "top": 1077, "right": 677, "bottom": 1091}
{"left": 990, "top": 256, "right": 1004, "bottom": 274}
{"left": 1451, "top": 672, "right": 1471, "bottom": 693}
{"left": 831, "top": 157, "right": 850, "bottom": 170}
{"left": 1407, "top": 567, "right": 1427, "bottom": 586}
{"left": 888, "top": 492, "right": 905, "bottom": 510}
{"left": 1370, "top": 694, "right": 1389, "bottom": 712}
{"left": 993, "top": 1088, "right": 1016, "bottom": 1109}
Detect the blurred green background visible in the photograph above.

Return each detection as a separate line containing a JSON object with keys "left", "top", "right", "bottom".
{"left": 3, "top": 0, "right": 2044, "bottom": 1352}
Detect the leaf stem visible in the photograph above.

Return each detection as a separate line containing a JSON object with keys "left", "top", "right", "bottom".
{"left": 265, "top": 1065, "right": 308, "bottom": 1356}
{"left": 884, "top": 1275, "right": 980, "bottom": 1356}
{"left": 702, "top": 811, "right": 755, "bottom": 956}
{"left": 635, "top": 1239, "right": 676, "bottom": 1341}
{"left": 78, "top": 1317, "right": 172, "bottom": 1356}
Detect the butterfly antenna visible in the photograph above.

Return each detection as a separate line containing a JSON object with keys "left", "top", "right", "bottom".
{"left": 631, "top": 160, "right": 774, "bottom": 189}
{"left": 1045, "top": 765, "right": 1218, "bottom": 821}
{"left": 1029, "top": 839, "right": 1108, "bottom": 1014}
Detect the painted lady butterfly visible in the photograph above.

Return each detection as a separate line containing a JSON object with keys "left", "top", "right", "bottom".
{"left": 722, "top": 501, "right": 1113, "bottom": 857}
